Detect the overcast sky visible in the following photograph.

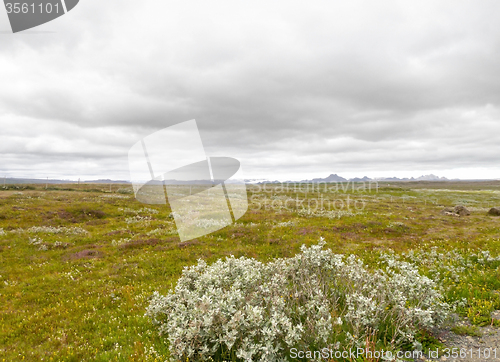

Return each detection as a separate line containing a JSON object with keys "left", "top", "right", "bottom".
{"left": 1, "top": 0, "right": 500, "bottom": 181}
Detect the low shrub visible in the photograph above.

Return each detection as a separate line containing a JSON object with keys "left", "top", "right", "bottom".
{"left": 451, "top": 324, "right": 482, "bottom": 337}
{"left": 146, "top": 239, "right": 450, "bottom": 361}
{"left": 117, "top": 188, "right": 134, "bottom": 194}
{"left": 467, "top": 299, "right": 495, "bottom": 326}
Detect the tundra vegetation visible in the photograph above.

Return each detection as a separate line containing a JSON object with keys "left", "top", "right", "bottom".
{"left": 1, "top": 181, "right": 500, "bottom": 361}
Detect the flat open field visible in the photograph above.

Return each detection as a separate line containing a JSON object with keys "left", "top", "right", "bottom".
{"left": 1, "top": 181, "right": 500, "bottom": 361}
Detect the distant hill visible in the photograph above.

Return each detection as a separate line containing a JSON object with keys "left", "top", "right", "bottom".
{"left": 414, "top": 174, "right": 449, "bottom": 181}
{"left": 2, "top": 173, "right": 484, "bottom": 186}
{"left": 308, "top": 174, "right": 348, "bottom": 182}
{"left": 1, "top": 177, "right": 130, "bottom": 185}
{"left": 295, "top": 173, "right": 451, "bottom": 183}
{"left": 349, "top": 176, "right": 372, "bottom": 182}
{"left": 257, "top": 173, "right": 458, "bottom": 184}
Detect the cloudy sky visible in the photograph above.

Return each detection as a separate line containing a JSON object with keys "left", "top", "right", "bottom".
{"left": 1, "top": 0, "right": 500, "bottom": 181}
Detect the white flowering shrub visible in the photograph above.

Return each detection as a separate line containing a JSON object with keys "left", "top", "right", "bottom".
{"left": 28, "top": 236, "right": 43, "bottom": 246}
{"left": 273, "top": 220, "right": 295, "bottom": 228}
{"left": 119, "top": 207, "right": 159, "bottom": 215}
{"left": 125, "top": 215, "right": 151, "bottom": 225}
{"left": 111, "top": 238, "right": 131, "bottom": 246}
{"left": 147, "top": 227, "right": 176, "bottom": 236}
{"left": 297, "top": 209, "right": 364, "bottom": 219}
{"left": 146, "top": 239, "right": 449, "bottom": 361}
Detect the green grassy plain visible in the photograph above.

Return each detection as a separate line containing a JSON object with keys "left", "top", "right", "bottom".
{"left": 1, "top": 181, "right": 500, "bottom": 361}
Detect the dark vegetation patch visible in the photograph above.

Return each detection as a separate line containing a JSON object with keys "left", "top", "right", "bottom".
{"left": 85, "top": 219, "right": 109, "bottom": 226}
{"left": 230, "top": 232, "right": 246, "bottom": 238}
{"left": 67, "top": 207, "right": 106, "bottom": 219}
{"left": 297, "top": 227, "right": 315, "bottom": 235}
{"left": 340, "top": 232, "right": 360, "bottom": 240}
{"left": 119, "top": 237, "right": 180, "bottom": 250}
{"left": 1, "top": 185, "right": 35, "bottom": 190}
{"left": 177, "top": 239, "right": 200, "bottom": 249}
{"left": 268, "top": 238, "right": 286, "bottom": 245}
{"left": 65, "top": 248, "right": 104, "bottom": 261}
{"left": 105, "top": 230, "right": 132, "bottom": 236}
{"left": 119, "top": 238, "right": 162, "bottom": 249}
{"left": 40, "top": 207, "right": 107, "bottom": 224}
{"left": 229, "top": 225, "right": 252, "bottom": 235}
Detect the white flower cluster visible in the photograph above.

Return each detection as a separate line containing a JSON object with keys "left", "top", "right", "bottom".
{"left": 140, "top": 207, "right": 159, "bottom": 214}
{"left": 195, "top": 218, "right": 229, "bottom": 229}
{"left": 297, "top": 209, "right": 364, "bottom": 219}
{"left": 146, "top": 239, "right": 449, "bottom": 361}
{"left": 233, "top": 222, "right": 258, "bottom": 228}
{"left": 387, "top": 221, "right": 407, "bottom": 228}
{"left": 0, "top": 228, "right": 5, "bottom": 236}
{"left": 119, "top": 207, "right": 159, "bottom": 215}
{"left": 100, "top": 194, "right": 129, "bottom": 199}
{"left": 28, "top": 236, "right": 48, "bottom": 251}
{"left": 25, "top": 226, "right": 88, "bottom": 235}
{"left": 147, "top": 227, "right": 176, "bottom": 236}
{"left": 273, "top": 220, "right": 295, "bottom": 228}
{"left": 111, "top": 238, "right": 131, "bottom": 246}
{"left": 28, "top": 236, "right": 43, "bottom": 245}
{"left": 125, "top": 215, "right": 152, "bottom": 225}
{"left": 28, "top": 237, "right": 71, "bottom": 250}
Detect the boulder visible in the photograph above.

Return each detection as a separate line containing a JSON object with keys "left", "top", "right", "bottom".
{"left": 488, "top": 207, "right": 500, "bottom": 216}
{"left": 440, "top": 205, "right": 470, "bottom": 217}
{"left": 454, "top": 205, "right": 470, "bottom": 216}
{"left": 440, "top": 207, "right": 454, "bottom": 215}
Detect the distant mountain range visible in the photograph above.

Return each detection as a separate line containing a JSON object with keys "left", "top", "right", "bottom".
{"left": 252, "top": 174, "right": 463, "bottom": 184}
{"left": 1, "top": 174, "right": 492, "bottom": 186}
{"left": 1, "top": 178, "right": 130, "bottom": 185}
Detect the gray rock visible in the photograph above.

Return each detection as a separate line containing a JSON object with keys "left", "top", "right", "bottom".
{"left": 454, "top": 205, "right": 470, "bottom": 216}
{"left": 487, "top": 207, "right": 500, "bottom": 216}
{"left": 440, "top": 207, "right": 455, "bottom": 215}
{"left": 441, "top": 206, "right": 470, "bottom": 216}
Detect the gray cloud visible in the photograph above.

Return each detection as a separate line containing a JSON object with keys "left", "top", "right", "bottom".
{"left": 1, "top": 0, "right": 500, "bottom": 180}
